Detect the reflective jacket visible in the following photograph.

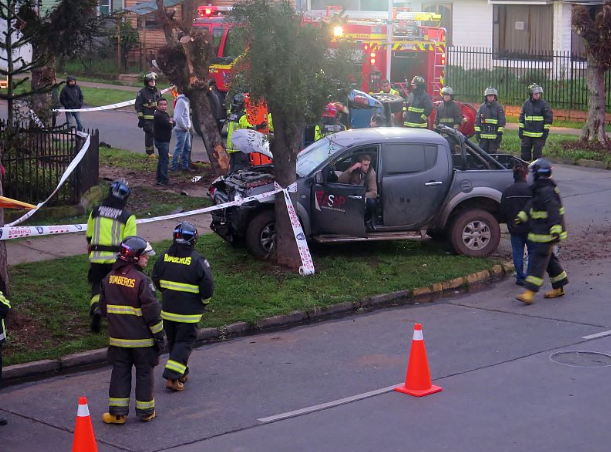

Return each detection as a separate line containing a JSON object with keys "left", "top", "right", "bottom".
{"left": 100, "top": 260, "right": 163, "bottom": 348}
{"left": 404, "top": 90, "right": 433, "bottom": 128}
{"left": 378, "top": 88, "right": 401, "bottom": 97}
{"left": 474, "top": 101, "right": 506, "bottom": 140}
{"left": 435, "top": 100, "right": 463, "bottom": 129}
{"left": 152, "top": 244, "right": 214, "bottom": 324}
{"left": 314, "top": 121, "right": 346, "bottom": 141}
{"left": 226, "top": 110, "right": 244, "bottom": 153}
{"left": 0, "top": 290, "right": 11, "bottom": 344}
{"left": 86, "top": 200, "right": 137, "bottom": 264}
{"left": 135, "top": 86, "right": 161, "bottom": 121}
{"left": 519, "top": 98, "right": 553, "bottom": 138}
{"left": 516, "top": 178, "right": 567, "bottom": 243}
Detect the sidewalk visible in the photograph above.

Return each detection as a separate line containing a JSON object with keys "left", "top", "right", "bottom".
{"left": 504, "top": 122, "right": 583, "bottom": 136}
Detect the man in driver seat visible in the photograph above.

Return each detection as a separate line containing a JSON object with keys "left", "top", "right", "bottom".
{"left": 338, "top": 155, "right": 378, "bottom": 230}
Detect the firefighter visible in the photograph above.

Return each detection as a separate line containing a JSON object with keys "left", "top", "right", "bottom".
{"left": 378, "top": 79, "right": 401, "bottom": 97}
{"left": 403, "top": 76, "right": 433, "bottom": 128}
{"left": 314, "top": 103, "right": 346, "bottom": 140}
{"left": 0, "top": 290, "right": 11, "bottom": 426}
{"left": 99, "top": 236, "right": 163, "bottom": 424}
{"left": 226, "top": 93, "right": 249, "bottom": 171}
{"left": 514, "top": 158, "right": 568, "bottom": 305}
{"left": 135, "top": 72, "right": 162, "bottom": 157}
{"left": 519, "top": 83, "right": 553, "bottom": 162}
{"left": 152, "top": 222, "right": 214, "bottom": 391}
{"left": 434, "top": 86, "right": 463, "bottom": 129}
{"left": 474, "top": 87, "right": 506, "bottom": 153}
{"left": 86, "top": 179, "right": 137, "bottom": 333}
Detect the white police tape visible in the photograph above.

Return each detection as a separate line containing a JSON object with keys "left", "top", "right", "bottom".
{"left": 7, "top": 132, "right": 92, "bottom": 227}
{"left": 54, "top": 87, "right": 174, "bottom": 113}
{"left": 0, "top": 181, "right": 316, "bottom": 275}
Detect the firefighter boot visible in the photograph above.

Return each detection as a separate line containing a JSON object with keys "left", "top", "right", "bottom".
{"left": 166, "top": 378, "right": 184, "bottom": 392}
{"left": 141, "top": 411, "right": 156, "bottom": 422}
{"left": 516, "top": 290, "right": 536, "bottom": 305}
{"left": 178, "top": 375, "right": 189, "bottom": 384}
{"left": 102, "top": 413, "right": 126, "bottom": 425}
{"left": 544, "top": 288, "right": 565, "bottom": 299}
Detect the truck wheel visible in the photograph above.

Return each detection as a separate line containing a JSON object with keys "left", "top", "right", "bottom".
{"left": 246, "top": 210, "right": 276, "bottom": 259}
{"left": 449, "top": 209, "right": 500, "bottom": 257}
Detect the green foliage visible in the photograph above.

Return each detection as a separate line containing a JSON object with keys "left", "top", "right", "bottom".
{"left": 572, "top": 2, "right": 611, "bottom": 70}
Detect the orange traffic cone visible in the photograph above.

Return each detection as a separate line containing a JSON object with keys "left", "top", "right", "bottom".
{"left": 395, "top": 323, "right": 443, "bottom": 397}
{"left": 72, "top": 397, "right": 99, "bottom": 452}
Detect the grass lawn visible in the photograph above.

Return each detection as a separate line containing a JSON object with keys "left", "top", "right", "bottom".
{"left": 4, "top": 235, "right": 497, "bottom": 366}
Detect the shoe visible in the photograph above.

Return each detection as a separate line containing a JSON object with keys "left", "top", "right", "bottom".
{"left": 140, "top": 411, "right": 156, "bottom": 422}
{"left": 148, "top": 154, "right": 157, "bottom": 159}
{"left": 515, "top": 280, "right": 525, "bottom": 286}
{"left": 166, "top": 378, "right": 184, "bottom": 391}
{"left": 90, "top": 309, "right": 102, "bottom": 333}
{"left": 0, "top": 416, "right": 7, "bottom": 426}
{"left": 178, "top": 375, "right": 189, "bottom": 384}
{"left": 516, "top": 289, "right": 536, "bottom": 305}
{"left": 544, "top": 288, "right": 565, "bottom": 299}
{"left": 102, "top": 413, "right": 126, "bottom": 425}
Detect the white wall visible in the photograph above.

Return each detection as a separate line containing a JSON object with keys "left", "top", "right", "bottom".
{"left": 553, "top": 0, "right": 573, "bottom": 53}
{"left": 451, "top": 1, "right": 493, "bottom": 48}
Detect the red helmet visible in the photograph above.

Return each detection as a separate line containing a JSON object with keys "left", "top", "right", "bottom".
{"left": 322, "top": 103, "right": 338, "bottom": 118}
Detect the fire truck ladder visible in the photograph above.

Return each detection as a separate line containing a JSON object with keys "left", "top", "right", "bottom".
{"left": 431, "top": 43, "right": 446, "bottom": 100}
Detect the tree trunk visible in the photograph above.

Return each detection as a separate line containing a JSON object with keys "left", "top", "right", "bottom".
{"left": 271, "top": 114, "right": 303, "bottom": 271}
{"left": 30, "top": 65, "right": 57, "bottom": 127}
{"left": 581, "top": 53, "right": 609, "bottom": 145}
{"left": 190, "top": 89, "right": 229, "bottom": 175}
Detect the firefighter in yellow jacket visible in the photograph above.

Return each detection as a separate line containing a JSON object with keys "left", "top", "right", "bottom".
{"left": 152, "top": 222, "right": 214, "bottom": 391}
{"left": 99, "top": 236, "right": 163, "bottom": 424}
{"left": 86, "top": 180, "right": 137, "bottom": 332}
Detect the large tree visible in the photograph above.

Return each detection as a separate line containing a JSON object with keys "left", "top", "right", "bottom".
{"left": 572, "top": 1, "right": 611, "bottom": 146}
{"left": 228, "top": 0, "right": 355, "bottom": 270}
{"left": 153, "top": 0, "right": 230, "bottom": 175}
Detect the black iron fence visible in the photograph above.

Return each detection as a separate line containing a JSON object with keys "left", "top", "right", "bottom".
{"left": 446, "top": 47, "right": 611, "bottom": 111}
{"left": 0, "top": 122, "right": 99, "bottom": 206}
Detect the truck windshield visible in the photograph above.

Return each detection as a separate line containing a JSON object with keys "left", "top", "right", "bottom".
{"left": 296, "top": 138, "right": 346, "bottom": 177}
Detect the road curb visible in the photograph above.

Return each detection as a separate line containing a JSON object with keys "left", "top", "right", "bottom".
{"left": 4, "top": 262, "right": 515, "bottom": 382}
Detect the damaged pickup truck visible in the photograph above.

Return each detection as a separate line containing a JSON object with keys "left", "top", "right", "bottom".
{"left": 208, "top": 126, "right": 522, "bottom": 259}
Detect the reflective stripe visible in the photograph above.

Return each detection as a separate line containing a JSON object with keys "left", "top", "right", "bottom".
{"left": 544, "top": 124, "right": 551, "bottom": 129}
{"left": 517, "top": 211, "right": 529, "bottom": 222}
{"left": 165, "top": 359, "right": 187, "bottom": 375}
{"left": 137, "top": 112, "right": 143, "bottom": 117}
{"left": 150, "top": 320, "right": 164, "bottom": 334}
{"left": 559, "top": 207, "right": 565, "bottom": 215}
{"left": 109, "top": 397, "right": 130, "bottom": 407}
{"left": 560, "top": 231, "right": 568, "bottom": 240}
{"left": 550, "top": 271, "right": 568, "bottom": 283}
{"left": 525, "top": 116, "right": 544, "bottom": 121}
{"left": 109, "top": 337, "right": 155, "bottom": 347}
{"left": 528, "top": 233, "right": 554, "bottom": 242}
{"left": 480, "top": 134, "right": 498, "bottom": 139}
{"left": 136, "top": 399, "right": 155, "bottom": 410}
{"left": 408, "top": 106, "right": 424, "bottom": 113}
{"left": 474, "top": 126, "right": 481, "bottom": 132}
{"left": 524, "top": 131, "right": 544, "bottom": 137}
{"left": 484, "top": 119, "right": 498, "bottom": 124}
{"left": 404, "top": 122, "right": 427, "bottom": 128}
{"left": 159, "top": 280, "right": 199, "bottom": 293}
{"left": 550, "top": 225, "right": 562, "bottom": 234}
{"left": 143, "top": 115, "right": 154, "bottom": 120}
{"left": 161, "top": 311, "right": 202, "bottom": 324}
{"left": 439, "top": 118, "right": 455, "bottom": 123}
{"left": 526, "top": 275, "right": 544, "bottom": 286}
{"left": 530, "top": 209, "right": 548, "bottom": 219}
{"left": 518, "top": 123, "right": 524, "bottom": 128}
{"left": 0, "top": 293, "right": 10, "bottom": 308}
{"left": 89, "top": 294, "right": 100, "bottom": 307}
{"left": 107, "top": 305, "right": 143, "bottom": 316}
{"left": 497, "top": 127, "right": 504, "bottom": 132}
{"left": 0, "top": 330, "right": 5, "bottom": 341}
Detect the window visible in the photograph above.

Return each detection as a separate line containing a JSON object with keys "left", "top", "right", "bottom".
{"left": 422, "top": 3, "right": 452, "bottom": 46}
{"left": 212, "top": 27, "right": 225, "bottom": 56}
{"left": 223, "top": 28, "right": 247, "bottom": 59}
{"left": 383, "top": 144, "right": 436, "bottom": 175}
{"left": 98, "top": 0, "right": 111, "bottom": 16}
{"left": 493, "top": 4, "right": 553, "bottom": 58}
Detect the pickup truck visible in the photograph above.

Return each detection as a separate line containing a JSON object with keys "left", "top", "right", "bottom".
{"left": 208, "top": 126, "right": 521, "bottom": 259}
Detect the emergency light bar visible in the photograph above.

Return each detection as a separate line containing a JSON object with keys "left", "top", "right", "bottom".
{"left": 197, "top": 5, "right": 232, "bottom": 17}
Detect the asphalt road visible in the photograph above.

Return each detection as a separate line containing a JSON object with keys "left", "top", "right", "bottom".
{"left": 1, "top": 163, "right": 611, "bottom": 452}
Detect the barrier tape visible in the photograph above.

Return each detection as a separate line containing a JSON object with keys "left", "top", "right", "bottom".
{"left": 0, "top": 181, "right": 316, "bottom": 276}
{"left": 7, "top": 132, "right": 92, "bottom": 227}
{"left": 54, "top": 87, "right": 173, "bottom": 113}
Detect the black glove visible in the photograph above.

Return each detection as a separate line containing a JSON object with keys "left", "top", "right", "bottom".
{"left": 154, "top": 332, "right": 167, "bottom": 354}
{"left": 518, "top": 129, "right": 523, "bottom": 139}
{"left": 543, "top": 130, "right": 549, "bottom": 140}
{"left": 551, "top": 232, "right": 560, "bottom": 242}
{"left": 138, "top": 118, "right": 145, "bottom": 128}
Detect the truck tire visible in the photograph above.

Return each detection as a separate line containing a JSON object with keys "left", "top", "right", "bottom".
{"left": 449, "top": 209, "right": 500, "bottom": 257}
{"left": 246, "top": 210, "right": 276, "bottom": 259}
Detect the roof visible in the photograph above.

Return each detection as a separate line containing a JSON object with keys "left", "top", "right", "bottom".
{"left": 124, "top": 0, "right": 189, "bottom": 16}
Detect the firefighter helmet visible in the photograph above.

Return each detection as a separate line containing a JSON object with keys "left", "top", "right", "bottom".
{"left": 440, "top": 86, "right": 455, "bottom": 97}
{"left": 143, "top": 72, "right": 158, "bottom": 85}
{"left": 173, "top": 221, "right": 198, "bottom": 246}
{"left": 484, "top": 86, "right": 498, "bottom": 99}
{"left": 411, "top": 76, "right": 426, "bottom": 88}
{"left": 529, "top": 158, "right": 553, "bottom": 179}
{"left": 528, "top": 83, "right": 544, "bottom": 96}
{"left": 109, "top": 179, "right": 130, "bottom": 202}
{"left": 118, "top": 236, "right": 155, "bottom": 263}
{"left": 232, "top": 93, "right": 245, "bottom": 110}
{"left": 322, "top": 103, "right": 338, "bottom": 118}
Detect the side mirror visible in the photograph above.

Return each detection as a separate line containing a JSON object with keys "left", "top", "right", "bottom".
{"left": 314, "top": 171, "right": 324, "bottom": 184}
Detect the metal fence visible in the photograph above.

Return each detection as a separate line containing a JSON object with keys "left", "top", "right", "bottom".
{"left": 0, "top": 122, "right": 99, "bottom": 206}
{"left": 446, "top": 47, "right": 611, "bottom": 111}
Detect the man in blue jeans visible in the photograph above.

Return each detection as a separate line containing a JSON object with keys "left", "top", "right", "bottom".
{"left": 500, "top": 163, "right": 533, "bottom": 285}
{"left": 172, "top": 92, "right": 192, "bottom": 171}
{"left": 154, "top": 98, "right": 174, "bottom": 185}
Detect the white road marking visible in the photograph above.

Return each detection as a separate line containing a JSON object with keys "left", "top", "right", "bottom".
{"left": 257, "top": 384, "right": 399, "bottom": 424}
{"left": 582, "top": 330, "right": 611, "bottom": 340}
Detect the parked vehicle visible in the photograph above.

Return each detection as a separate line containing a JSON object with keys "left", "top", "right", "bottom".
{"left": 208, "top": 126, "right": 521, "bottom": 259}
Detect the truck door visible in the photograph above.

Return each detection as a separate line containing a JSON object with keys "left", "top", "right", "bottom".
{"left": 380, "top": 143, "right": 449, "bottom": 227}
